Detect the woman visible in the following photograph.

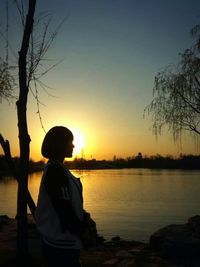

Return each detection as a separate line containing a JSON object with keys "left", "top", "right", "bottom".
{"left": 36, "top": 126, "right": 86, "bottom": 267}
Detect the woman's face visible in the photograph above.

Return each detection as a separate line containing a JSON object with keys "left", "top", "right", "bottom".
{"left": 65, "top": 137, "right": 74, "bottom": 158}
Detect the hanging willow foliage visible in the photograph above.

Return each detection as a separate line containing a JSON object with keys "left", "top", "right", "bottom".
{"left": 145, "top": 24, "right": 200, "bottom": 141}
{"left": 0, "top": 58, "right": 15, "bottom": 101}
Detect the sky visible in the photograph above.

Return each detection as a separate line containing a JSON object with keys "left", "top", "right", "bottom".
{"left": 0, "top": 0, "right": 200, "bottom": 161}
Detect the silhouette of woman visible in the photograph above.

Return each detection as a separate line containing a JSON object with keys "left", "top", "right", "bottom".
{"left": 36, "top": 126, "right": 85, "bottom": 267}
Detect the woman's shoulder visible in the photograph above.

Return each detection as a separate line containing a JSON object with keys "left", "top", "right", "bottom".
{"left": 44, "top": 160, "right": 69, "bottom": 185}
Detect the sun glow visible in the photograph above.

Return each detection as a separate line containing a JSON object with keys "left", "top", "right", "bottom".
{"left": 72, "top": 128, "right": 85, "bottom": 157}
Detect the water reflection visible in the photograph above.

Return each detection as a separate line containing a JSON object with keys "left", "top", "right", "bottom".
{"left": 0, "top": 169, "right": 200, "bottom": 241}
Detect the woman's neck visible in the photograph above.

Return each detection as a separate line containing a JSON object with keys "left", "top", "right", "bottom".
{"left": 50, "top": 158, "right": 64, "bottom": 164}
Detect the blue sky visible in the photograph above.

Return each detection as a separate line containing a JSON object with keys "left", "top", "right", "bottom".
{"left": 0, "top": 0, "right": 200, "bottom": 160}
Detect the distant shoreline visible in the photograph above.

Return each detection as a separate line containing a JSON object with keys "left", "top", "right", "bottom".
{"left": 1, "top": 154, "right": 200, "bottom": 177}
{"left": 0, "top": 165, "right": 200, "bottom": 178}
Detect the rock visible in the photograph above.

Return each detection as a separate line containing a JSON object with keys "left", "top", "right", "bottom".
{"left": 188, "top": 215, "right": 200, "bottom": 238}
{"left": 149, "top": 255, "right": 163, "bottom": 264}
{"left": 0, "top": 215, "right": 9, "bottom": 223}
{"left": 115, "top": 250, "right": 134, "bottom": 258}
{"left": 0, "top": 215, "right": 9, "bottom": 230}
{"left": 128, "top": 248, "right": 141, "bottom": 254}
{"left": 150, "top": 224, "right": 186, "bottom": 250}
{"left": 117, "top": 258, "right": 135, "bottom": 266}
{"left": 111, "top": 236, "right": 121, "bottom": 243}
{"left": 103, "top": 258, "right": 119, "bottom": 265}
{"left": 150, "top": 215, "right": 200, "bottom": 259}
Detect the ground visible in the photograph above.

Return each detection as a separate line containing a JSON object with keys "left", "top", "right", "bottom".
{"left": 0, "top": 215, "right": 196, "bottom": 267}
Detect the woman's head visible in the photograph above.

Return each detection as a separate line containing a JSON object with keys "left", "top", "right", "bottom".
{"left": 41, "top": 126, "right": 74, "bottom": 160}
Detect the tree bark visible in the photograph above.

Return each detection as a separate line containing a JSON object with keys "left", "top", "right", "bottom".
{"left": 0, "top": 134, "right": 36, "bottom": 217}
{"left": 16, "top": 0, "right": 36, "bottom": 263}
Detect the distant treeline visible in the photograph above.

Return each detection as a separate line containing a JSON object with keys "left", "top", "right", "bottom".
{"left": 0, "top": 153, "right": 200, "bottom": 176}
{"left": 0, "top": 156, "right": 45, "bottom": 176}
{"left": 65, "top": 153, "right": 200, "bottom": 170}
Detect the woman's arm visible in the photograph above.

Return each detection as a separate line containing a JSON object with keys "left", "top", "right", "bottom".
{"left": 44, "top": 164, "right": 83, "bottom": 236}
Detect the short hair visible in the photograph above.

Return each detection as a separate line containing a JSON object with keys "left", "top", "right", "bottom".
{"left": 41, "top": 126, "right": 73, "bottom": 159}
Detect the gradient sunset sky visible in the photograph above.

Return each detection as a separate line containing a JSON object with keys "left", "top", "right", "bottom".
{"left": 0, "top": 0, "right": 200, "bottom": 160}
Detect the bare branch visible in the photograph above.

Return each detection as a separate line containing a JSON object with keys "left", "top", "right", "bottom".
{"left": 36, "top": 59, "right": 63, "bottom": 79}
{"left": 32, "top": 76, "right": 46, "bottom": 133}
{"left": 13, "top": 0, "right": 25, "bottom": 27}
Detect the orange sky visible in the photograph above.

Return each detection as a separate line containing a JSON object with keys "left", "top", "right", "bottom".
{"left": 0, "top": 0, "right": 200, "bottom": 161}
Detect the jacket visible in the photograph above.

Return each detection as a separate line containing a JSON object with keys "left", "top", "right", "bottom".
{"left": 35, "top": 160, "right": 84, "bottom": 249}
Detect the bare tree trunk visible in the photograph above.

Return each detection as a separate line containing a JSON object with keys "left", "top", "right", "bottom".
{"left": 0, "top": 134, "right": 36, "bottom": 217}
{"left": 16, "top": 0, "right": 36, "bottom": 263}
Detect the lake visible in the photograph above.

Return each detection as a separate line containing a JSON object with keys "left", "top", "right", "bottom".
{"left": 0, "top": 168, "right": 200, "bottom": 242}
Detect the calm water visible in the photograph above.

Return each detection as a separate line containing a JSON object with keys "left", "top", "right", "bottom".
{"left": 0, "top": 168, "right": 200, "bottom": 242}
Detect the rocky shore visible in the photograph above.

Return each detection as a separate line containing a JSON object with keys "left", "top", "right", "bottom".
{"left": 1, "top": 215, "right": 200, "bottom": 266}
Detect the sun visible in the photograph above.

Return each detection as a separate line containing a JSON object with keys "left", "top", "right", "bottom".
{"left": 72, "top": 128, "right": 85, "bottom": 157}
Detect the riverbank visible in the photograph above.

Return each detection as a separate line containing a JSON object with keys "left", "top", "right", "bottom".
{"left": 1, "top": 215, "right": 200, "bottom": 267}
{"left": 0, "top": 215, "right": 168, "bottom": 267}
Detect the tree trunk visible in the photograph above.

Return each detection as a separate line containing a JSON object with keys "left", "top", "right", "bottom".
{"left": 16, "top": 0, "right": 36, "bottom": 263}
{"left": 0, "top": 134, "right": 36, "bottom": 217}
